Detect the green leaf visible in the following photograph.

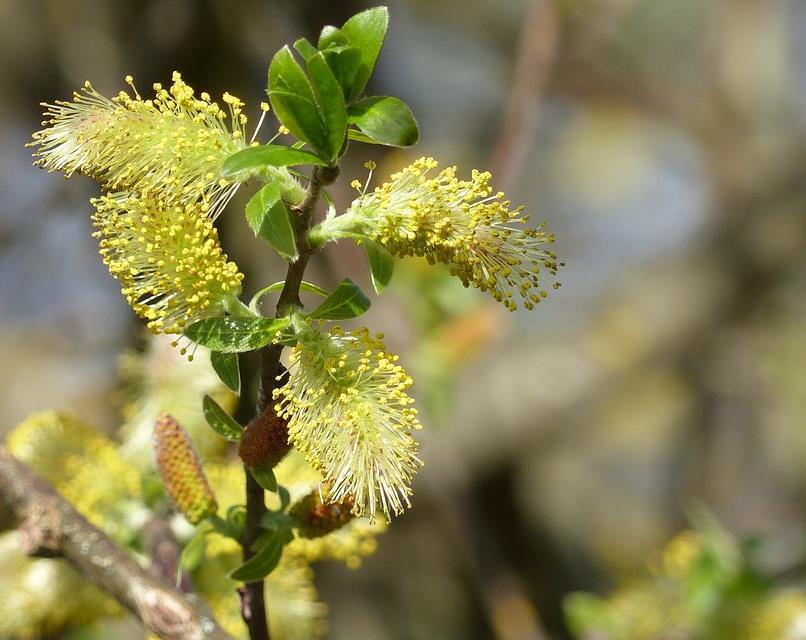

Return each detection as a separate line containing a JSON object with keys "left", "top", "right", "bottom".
{"left": 210, "top": 351, "right": 240, "bottom": 394}
{"left": 293, "top": 37, "right": 319, "bottom": 60}
{"left": 245, "top": 184, "right": 298, "bottom": 260}
{"left": 306, "top": 51, "right": 347, "bottom": 161}
{"left": 208, "top": 513, "right": 242, "bottom": 540}
{"left": 249, "top": 465, "right": 278, "bottom": 492}
{"left": 340, "top": 7, "right": 389, "bottom": 101}
{"left": 278, "top": 486, "right": 291, "bottom": 511}
{"left": 348, "top": 96, "right": 419, "bottom": 147}
{"left": 226, "top": 505, "right": 247, "bottom": 532}
{"left": 318, "top": 25, "right": 348, "bottom": 49}
{"left": 308, "top": 278, "right": 371, "bottom": 320}
{"left": 347, "top": 129, "right": 380, "bottom": 145}
{"left": 185, "top": 317, "right": 291, "bottom": 353}
{"left": 177, "top": 526, "right": 209, "bottom": 585}
{"left": 221, "top": 144, "right": 325, "bottom": 179}
{"left": 363, "top": 239, "right": 395, "bottom": 293}
{"left": 202, "top": 395, "right": 242, "bottom": 442}
{"left": 268, "top": 46, "right": 328, "bottom": 153}
{"left": 268, "top": 90, "right": 328, "bottom": 157}
{"left": 230, "top": 532, "right": 283, "bottom": 582}
{"left": 322, "top": 45, "right": 363, "bottom": 100}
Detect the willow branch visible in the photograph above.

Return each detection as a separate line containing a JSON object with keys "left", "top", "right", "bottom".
{"left": 0, "top": 445, "right": 231, "bottom": 640}
{"left": 489, "top": 0, "right": 559, "bottom": 191}
{"left": 241, "top": 164, "right": 339, "bottom": 640}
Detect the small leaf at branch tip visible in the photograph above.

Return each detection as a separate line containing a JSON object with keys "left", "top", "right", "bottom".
{"left": 340, "top": 7, "right": 389, "bottom": 101}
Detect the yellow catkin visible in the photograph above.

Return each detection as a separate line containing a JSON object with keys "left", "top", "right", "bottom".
{"left": 153, "top": 414, "right": 217, "bottom": 524}
{"left": 204, "top": 454, "right": 386, "bottom": 567}
{"left": 31, "top": 72, "right": 247, "bottom": 217}
{"left": 274, "top": 325, "right": 422, "bottom": 520}
{"left": 344, "top": 157, "right": 562, "bottom": 311}
{"left": 7, "top": 411, "right": 141, "bottom": 532}
{"left": 92, "top": 192, "right": 243, "bottom": 334}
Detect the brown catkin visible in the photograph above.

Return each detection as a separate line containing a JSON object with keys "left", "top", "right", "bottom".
{"left": 153, "top": 413, "right": 217, "bottom": 524}
{"left": 238, "top": 407, "right": 292, "bottom": 469}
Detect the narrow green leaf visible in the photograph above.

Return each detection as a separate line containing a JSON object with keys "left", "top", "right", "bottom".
{"left": 269, "top": 45, "right": 313, "bottom": 97}
{"left": 306, "top": 51, "right": 347, "bottom": 161}
{"left": 348, "top": 96, "right": 419, "bottom": 147}
{"left": 208, "top": 514, "right": 242, "bottom": 540}
{"left": 308, "top": 278, "right": 371, "bottom": 320}
{"left": 230, "top": 533, "right": 283, "bottom": 582}
{"left": 202, "top": 395, "right": 242, "bottom": 442}
{"left": 340, "top": 7, "right": 389, "bottom": 101}
{"left": 293, "top": 37, "right": 319, "bottom": 60}
{"left": 185, "top": 317, "right": 291, "bottom": 353}
{"left": 268, "top": 90, "right": 328, "bottom": 156}
{"left": 363, "top": 239, "right": 395, "bottom": 293}
{"left": 177, "top": 527, "right": 209, "bottom": 585}
{"left": 268, "top": 46, "right": 328, "bottom": 152}
{"left": 221, "top": 144, "right": 325, "bottom": 179}
{"left": 322, "top": 45, "right": 363, "bottom": 99}
{"left": 278, "top": 486, "right": 291, "bottom": 511}
{"left": 300, "top": 281, "right": 331, "bottom": 298}
{"left": 210, "top": 351, "right": 240, "bottom": 394}
{"left": 245, "top": 184, "right": 298, "bottom": 260}
{"left": 249, "top": 465, "right": 278, "bottom": 492}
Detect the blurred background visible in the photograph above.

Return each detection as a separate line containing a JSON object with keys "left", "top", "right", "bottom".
{"left": 2, "top": 0, "right": 806, "bottom": 638}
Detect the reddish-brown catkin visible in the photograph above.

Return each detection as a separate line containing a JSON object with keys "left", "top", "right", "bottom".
{"left": 238, "top": 407, "right": 292, "bottom": 470}
{"left": 290, "top": 489, "right": 355, "bottom": 539}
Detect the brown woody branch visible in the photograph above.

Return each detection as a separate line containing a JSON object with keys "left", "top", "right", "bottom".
{"left": 0, "top": 445, "right": 232, "bottom": 640}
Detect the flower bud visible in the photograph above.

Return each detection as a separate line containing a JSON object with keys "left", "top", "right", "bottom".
{"left": 238, "top": 407, "right": 292, "bottom": 470}
{"left": 290, "top": 488, "right": 354, "bottom": 539}
{"left": 153, "top": 414, "right": 217, "bottom": 524}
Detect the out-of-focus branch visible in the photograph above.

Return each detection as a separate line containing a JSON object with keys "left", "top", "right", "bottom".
{"left": 0, "top": 445, "right": 232, "bottom": 640}
{"left": 144, "top": 517, "right": 193, "bottom": 593}
{"left": 489, "top": 0, "right": 559, "bottom": 191}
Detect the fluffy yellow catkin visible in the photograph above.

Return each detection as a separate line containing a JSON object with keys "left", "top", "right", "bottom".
{"left": 273, "top": 326, "right": 422, "bottom": 520}
{"left": 345, "top": 157, "right": 562, "bottom": 311}
{"left": 30, "top": 72, "right": 247, "bottom": 217}
{"left": 153, "top": 414, "right": 217, "bottom": 524}
{"left": 92, "top": 192, "right": 243, "bottom": 334}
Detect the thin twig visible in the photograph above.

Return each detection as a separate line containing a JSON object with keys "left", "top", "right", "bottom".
{"left": 489, "top": 0, "right": 559, "bottom": 192}
{"left": 0, "top": 445, "right": 232, "bottom": 640}
{"left": 240, "top": 164, "right": 339, "bottom": 640}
